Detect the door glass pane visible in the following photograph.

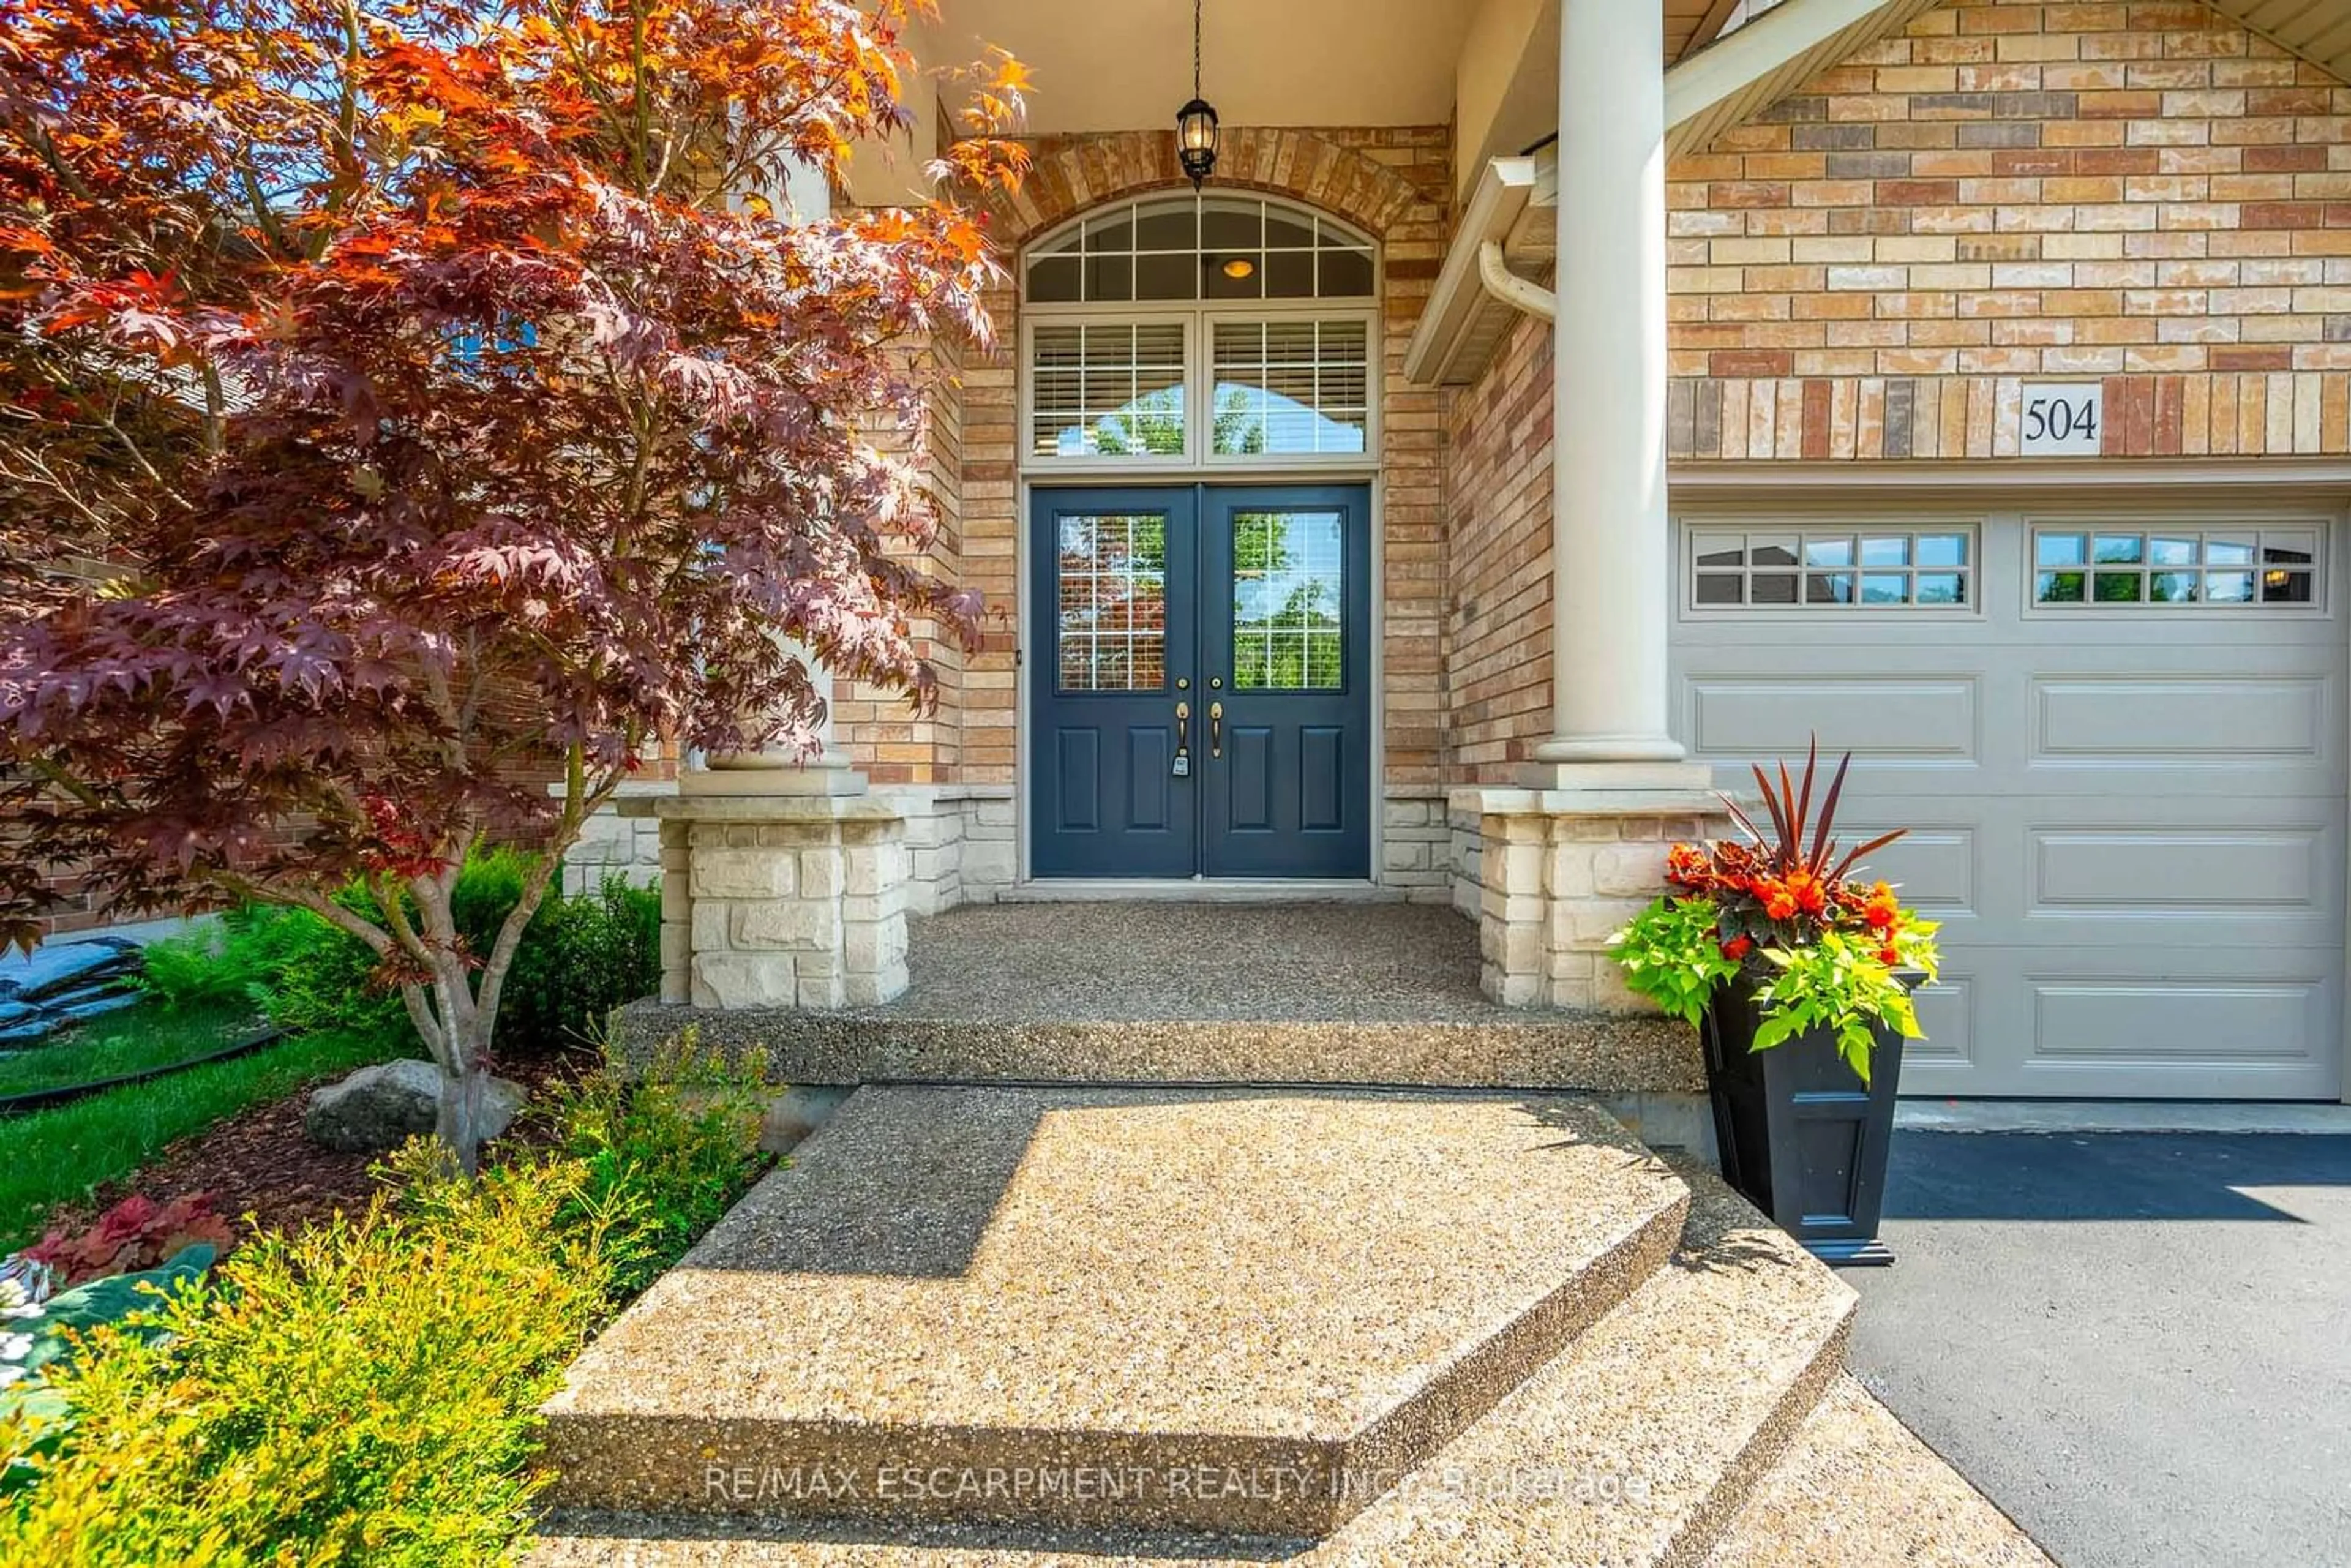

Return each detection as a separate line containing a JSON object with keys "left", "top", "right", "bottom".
{"left": 1057, "top": 514, "right": 1167, "bottom": 692}
{"left": 1232, "top": 509, "right": 1344, "bottom": 690}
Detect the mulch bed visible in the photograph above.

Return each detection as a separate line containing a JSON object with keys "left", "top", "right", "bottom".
{"left": 34, "top": 1043, "right": 603, "bottom": 1249}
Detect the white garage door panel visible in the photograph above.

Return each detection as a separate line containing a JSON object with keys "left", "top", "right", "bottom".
{"left": 2031, "top": 828, "right": 2327, "bottom": 917}
{"left": 1906, "top": 977, "right": 1974, "bottom": 1071}
{"left": 2033, "top": 980, "right": 2328, "bottom": 1066}
{"left": 1687, "top": 677, "right": 1979, "bottom": 763}
{"left": 2034, "top": 677, "right": 2330, "bottom": 764}
{"left": 1673, "top": 511, "right": 2346, "bottom": 1100}
{"left": 1848, "top": 827, "right": 1976, "bottom": 915}
{"left": 1689, "top": 659, "right": 2340, "bottom": 798}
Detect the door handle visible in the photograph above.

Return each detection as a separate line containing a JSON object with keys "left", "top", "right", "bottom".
{"left": 1173, "top": 700, "right": 1192, "bottom": 778}
{"left": 1209, "top": 700, "right": 1223, "bottom": 759}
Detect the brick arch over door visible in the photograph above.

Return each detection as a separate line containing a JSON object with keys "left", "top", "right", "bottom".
{"left": 939, "top": 125, "right": 1453, "bottom": 819}
{"left": 986, "top": 128, "right": 1430, "bottom": 248}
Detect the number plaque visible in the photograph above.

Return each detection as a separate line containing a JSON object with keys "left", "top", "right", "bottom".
{"left": 2020, "top": 384, "right": 2104, "bottom": 457}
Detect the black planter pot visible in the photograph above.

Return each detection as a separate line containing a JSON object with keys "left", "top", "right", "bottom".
{"left": 1701, "top": 979, "right": 1904, "bottom": 1267}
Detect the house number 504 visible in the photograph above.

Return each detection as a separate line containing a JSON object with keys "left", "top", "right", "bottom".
{"left": 2020, "top": 384, "right": 2104, "bottom": 457}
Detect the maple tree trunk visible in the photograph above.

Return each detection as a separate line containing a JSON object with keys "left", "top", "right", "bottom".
{"left": 407, "top": 977, "right": 493, "bottom": 1179}
{"left": 408, "top": 846, "right": 562, "bottom": 1179}
{"left": 434, "top": 1056, "right": 491, "bottom": 1180}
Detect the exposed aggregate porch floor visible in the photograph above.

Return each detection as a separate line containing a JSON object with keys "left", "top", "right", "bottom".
{"left": 621, "top": 904, "right": 1704, "bottom": 1095}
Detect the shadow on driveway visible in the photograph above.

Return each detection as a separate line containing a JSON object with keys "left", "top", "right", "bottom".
{"left": 1847, "top": 1131, "right": 2351, "bottom": 1568}
{"left": 1882, "top": 1130, "right": 2351, "bottom": 1223}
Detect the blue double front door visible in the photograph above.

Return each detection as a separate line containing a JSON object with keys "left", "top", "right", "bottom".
{"left": 1030, "top": 484, "right": 1373, "bottom": 879}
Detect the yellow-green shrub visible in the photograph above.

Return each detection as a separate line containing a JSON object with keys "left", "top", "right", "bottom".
{"left": 0, "top": 1037, "right": 771, "bottom": 1565}
{"left": 0, "top": 1160, "right": 600, "bottom": 1566}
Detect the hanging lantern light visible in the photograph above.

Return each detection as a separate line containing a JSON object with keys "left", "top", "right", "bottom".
{"left": 1177, "top": 0, "right": 1218, "bottom": 187}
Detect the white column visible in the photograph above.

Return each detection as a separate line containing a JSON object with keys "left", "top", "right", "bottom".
{"left": 691, "top": 634, "right": 864, "bottom": 795}
{"left": 690, "top": 157, "right": 863, "bottom": 797}
{"left": 1534, "top": 0, "right": 1685, "bottom": 768}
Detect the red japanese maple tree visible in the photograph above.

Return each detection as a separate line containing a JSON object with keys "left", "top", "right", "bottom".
{"left": 0, "top": 0, "right": 1026, "bottom": 1167}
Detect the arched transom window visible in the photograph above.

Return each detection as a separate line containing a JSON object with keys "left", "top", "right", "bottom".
{"left": 1022, "top": 194, "right": 1379, "bottom": 468}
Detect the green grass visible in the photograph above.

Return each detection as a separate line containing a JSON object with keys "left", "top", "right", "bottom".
{"left": 0, "top": 1000, "right": 265, "bottom": 1098}
{"left": 0, "top": 1029, "right": 408, "bottom": 1249}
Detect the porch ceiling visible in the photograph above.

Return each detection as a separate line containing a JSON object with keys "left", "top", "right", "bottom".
{"left": 928, "top": 0, "right": 1479, "bottom": 134}
{"left": 933, "top": 2, "right": 2351, "bottom": 143}
{"left": 925, "top": 1, "right": 1753, "bottom": 137}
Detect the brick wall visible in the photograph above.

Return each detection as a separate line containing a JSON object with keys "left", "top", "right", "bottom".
{"left": 836, "top": 333, "right": 967, "bottom": 784}
{"left": 1666, "top": 0, "right": 2351, "bottom": 460}
{"left": 1443, "top": 309, "right": 1554, "bottom": 784}
{"left": 839, "top": 125, "right": 1456, "bottom": 790}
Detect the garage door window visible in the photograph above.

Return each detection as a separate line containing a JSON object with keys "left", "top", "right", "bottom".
{"left": 1690, "top": 529, "right": 1973, "bottom": 609}
{"left": 2032, "top": 528, "right": 2320, "bottom": 609}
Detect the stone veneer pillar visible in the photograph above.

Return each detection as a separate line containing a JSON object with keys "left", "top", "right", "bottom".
{"left": 1462, "top": 776, "right": 1731, "bottom": 1011}
{"left": 639, "top": 637, "right": 910, "bottom": 1011}
{"left": 650, "top": 794, "right": 910, "bottom": 1011}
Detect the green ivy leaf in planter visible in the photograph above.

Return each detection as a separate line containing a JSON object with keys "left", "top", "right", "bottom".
{"left": 1607, "top": 896, "right": 1745, "bottom": 1029}
{"left": 1755, "top": 932, "right": 1922, "bottom": 1087}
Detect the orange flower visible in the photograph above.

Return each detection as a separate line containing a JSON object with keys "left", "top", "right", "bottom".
{"left": 1790, "top": 871, "right": 1828, "bottom": 916}
{"left": 1758, "top": 879, "right": 1798, "bottom": 921}
{"left": 1665, "top": 844, "right": 1711, "bottom": 889}
{"left": 1862, "top": 881, "right": 1900, "bottom": 932}
{"left": 1722, "top": 935, "right": 1754, "bottom": 961}
{"left": 1878, "top": 945, "right": 1900, "bottom": 966}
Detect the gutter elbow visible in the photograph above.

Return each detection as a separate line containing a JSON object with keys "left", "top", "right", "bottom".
{"left": 1477, "top": 239, "right": 1555, "bottom": 323}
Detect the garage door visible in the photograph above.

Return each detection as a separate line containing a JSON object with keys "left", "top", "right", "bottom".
{"left": 1671, "top": 508, "right": 2347, "bottom": 1101}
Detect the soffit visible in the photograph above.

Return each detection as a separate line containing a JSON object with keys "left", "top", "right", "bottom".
{"left": 2204, "top": 1, "right": 2351, "bottom": 85}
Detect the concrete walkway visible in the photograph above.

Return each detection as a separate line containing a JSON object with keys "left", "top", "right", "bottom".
{"left": 1845, "top": 1131, "right": 2351, "bottom": 1568}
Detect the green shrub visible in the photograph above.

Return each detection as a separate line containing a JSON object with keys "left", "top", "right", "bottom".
{"left": 543, "top": 1030, "right": 770, "bottom": 1299}
{"left": 127, "top": 923, "right": 252, "bottom": 1013}
{"left": 498, "top": 876, "right": 662, "bottom": 1057}
{"left": 135, "top": 901, "right": 401, "bottom": 1040}
{"left": 0, "top": 1038, "right": 770, "bottom": 1564}
{"left": 136, "top": 853, "right": 662, "bottom": 1058}
{"left": 0, "top": 1165, "right": 601, "bottom": 1564}
{"left": 258, "top": 901, "right": 408, "bottom": 1042}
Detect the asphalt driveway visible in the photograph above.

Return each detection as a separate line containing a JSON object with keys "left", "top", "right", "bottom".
{"left": 1843, "top": 1131, "right": 2351, "bottom": 1568}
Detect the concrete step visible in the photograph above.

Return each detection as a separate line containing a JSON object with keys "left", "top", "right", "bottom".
{"left": 531, "top": 1171, "right": 1860, "bottom": 1567}
{"left": 618, "top": 903, "right": 1703, "bottom": 1097}
{"left": 541, "top": 1086, "right": 1692, "bottom": 1540}
{"left": 1703, "top": 1374, "right": 2053, "bottom": 1568}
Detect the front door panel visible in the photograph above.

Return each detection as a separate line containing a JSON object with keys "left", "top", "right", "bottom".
{"left": 1029, "top": 484, "right": 1372, "bottom": 880}
{"left": 1202, "top": 487, "right": 1373, "bottom": 878}
{"left": 1029, "top": 490, "right": 1197, "bottom": 878}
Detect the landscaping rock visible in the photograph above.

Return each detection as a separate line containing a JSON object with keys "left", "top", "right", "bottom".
{"left": 302, "top": 1059, "right": 527, "bottom": 1153}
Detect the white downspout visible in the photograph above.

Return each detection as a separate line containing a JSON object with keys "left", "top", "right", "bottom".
{"left": 1477, "top": 239, "right": 1554, "bottom": 322}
